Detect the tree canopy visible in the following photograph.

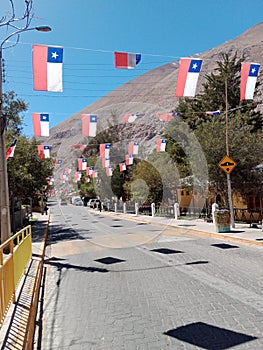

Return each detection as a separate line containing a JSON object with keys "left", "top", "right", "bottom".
{"left": 164, "top": 53, "right": 263, "bottom": 204}
{"left": 5, "top": 91, "right": 54, "bottom": 206}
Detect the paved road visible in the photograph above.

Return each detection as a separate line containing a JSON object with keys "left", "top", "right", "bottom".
{"left": 36, "top": 200, "right": 263, "bottom": 349}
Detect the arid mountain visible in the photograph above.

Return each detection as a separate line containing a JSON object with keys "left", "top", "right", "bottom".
{"left": 46, "top": 22, "right": 263, "bottom": 188}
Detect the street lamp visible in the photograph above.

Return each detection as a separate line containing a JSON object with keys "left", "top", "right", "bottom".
{"left": 0, "top": 25, "right": 51, "bottom": 243}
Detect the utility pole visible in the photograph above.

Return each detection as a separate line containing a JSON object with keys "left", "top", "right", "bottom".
{"left": 225, "top": 79, "right": 235, "bottom": 228}
{"left": 0, "top": 46, "right": 11, "bottom": 242}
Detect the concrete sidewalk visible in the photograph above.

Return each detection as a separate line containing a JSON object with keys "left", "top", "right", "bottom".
{"left": 99, "top": 210, "right": 263, "bottom": 247}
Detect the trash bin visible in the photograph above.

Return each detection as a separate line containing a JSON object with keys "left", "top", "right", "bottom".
{"left": 214, "top": 210, "right": 231, "bottom": 233}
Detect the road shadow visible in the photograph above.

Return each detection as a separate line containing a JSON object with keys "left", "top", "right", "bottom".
{"left": 164, "top": 322, "right": 257, "bottom": 349}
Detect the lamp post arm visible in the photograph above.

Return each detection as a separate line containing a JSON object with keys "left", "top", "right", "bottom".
{"left": 1, "top": 27, "right": 35, "bottom": 50}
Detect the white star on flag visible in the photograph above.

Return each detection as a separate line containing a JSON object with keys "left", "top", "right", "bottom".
{"left": 52, "top": 51, "right": 58, "bottom": 59}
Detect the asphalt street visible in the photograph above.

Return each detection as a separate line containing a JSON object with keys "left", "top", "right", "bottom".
{"left": 35, "top": 201, "right": 263, "bottom": 349}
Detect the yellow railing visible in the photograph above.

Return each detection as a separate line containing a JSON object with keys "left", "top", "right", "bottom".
{"left": 0, "top": 225, "right": 32, "bottom": 327}
{"left": 23, "top": 215, "right": 49, "bottom": 350}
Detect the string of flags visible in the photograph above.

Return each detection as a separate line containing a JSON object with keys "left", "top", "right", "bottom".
{"left": 31, "top": 43, "right": 260, "bottom": 100}
{"left": 29, "top": 44, "right": 261, "bottom": 186}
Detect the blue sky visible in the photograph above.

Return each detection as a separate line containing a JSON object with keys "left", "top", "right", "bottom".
{"left": 1, "top": 0, "right": 263, "bottom": 136}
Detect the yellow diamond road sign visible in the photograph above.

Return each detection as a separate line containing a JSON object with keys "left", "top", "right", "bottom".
{"left": 218, "top": 155, "right": 237, "bottom": 174}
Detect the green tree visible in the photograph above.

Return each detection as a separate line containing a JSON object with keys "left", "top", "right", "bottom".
{"left": 165, "top": 53, "right": 263, "bottom": 204}
{"left": 7, "top": 137, "right": 54, "bottom": 206}
{"left": 4, "top": 91, "right": 54, "bottom": 205}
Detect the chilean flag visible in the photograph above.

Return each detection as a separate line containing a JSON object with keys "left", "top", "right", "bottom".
{"left": 126, "top": 154, "right": 133, "bottom": 166}
{"left": 82, "top": 114, "right": 97, "bottom": 137}
{"left": 38, "top": 145, "right": 50, "bottom": 159}
{"left": 73, "top": 171, "right": 82, "bottom": 182}
{"left": 100, "top": 143, "right": 110, "bottom": 158}
{"left": 119, "top": 162, "right": 126, "bottom": 172}
{"left": 87, "top": 166, "right": 94, "bottom": 176}
{"left": 156, "top": 113, "right": 175, "bottom": 122}
{"left": 106, "top": 166, "right": 113, "bottom": 177}
{"left": 114, "top": 51, "right": 141, "bottom": 69}
{"left": 205, "top": 110, "right": 221, "bottom": 115}
{"left": 92, "top": 170, "right": 98, "bottom": 178}
{"left": 122, "top": 113, "right": 139, "bottom": 123}
{"left": 6, "top": 139, "right": 17, "bottom": 160}
{"left": 240, "top": 62, "right": 260, "bottom": 100}
{"left": 102, "top": 157, "right": 110, "bottom": 168}
{"left": 78, "top": 158, "right": 87, "bottom": 171}
{"left": 33, "top": 44, "right": 63, "bottom": 92}
{"left": 128, "top": 141, "right": 139, "bottom": 155}
{"left": 176, "top": 58, "right": 202, "bottom": 97}
{"left": 70, "top": 145, "right": 86, "bottom": 150}
{"left": 32, "top": 113, "right": 49, "bottom": 136}
{"left": 156, "top": 139, "right": 167, "bottom": 152}
{"left": 55, "top": 159, "right": 62, "bottom": 165}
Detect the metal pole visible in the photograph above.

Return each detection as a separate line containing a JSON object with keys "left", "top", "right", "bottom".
{"left": 0, "top": 47, "right": 11, "bottom": 243}
{"left": 225, "top": 79, "right": 235, "bottom": 228}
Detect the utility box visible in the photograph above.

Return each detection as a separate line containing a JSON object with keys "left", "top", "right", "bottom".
{"left": 214, "top": 210, "right": 231, "bottom": 233}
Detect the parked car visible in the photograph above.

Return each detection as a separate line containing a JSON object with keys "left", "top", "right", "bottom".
{"left": 73, "top": 198, "right": 83, "bottom": 206}
{"left": 87, "top": 198, "right": 100, "bottom": 209}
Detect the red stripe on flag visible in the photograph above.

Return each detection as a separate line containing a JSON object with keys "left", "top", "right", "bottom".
{"left": 175, "top": 58, "right": 190, "bottom": 97}
{"left": 114, "top": 52, "right": 128, "bottom": 68}
{"left": 32, "top": 113, "right": 41, "bottom": 136}
{"left": 33, "top": 45, "right": 48, "bottom": 91}
{"left": 240, "top": 63, "right": 250, "bottom": 101}
{"left": 82, "top": 114, "right": 89, "bottom": 136}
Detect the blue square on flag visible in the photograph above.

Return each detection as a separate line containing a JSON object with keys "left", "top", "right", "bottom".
{"left": 105, "top": 144, "right": 110, "bottom": 149}
{"left": 48, "top": 47, "right": 63, "bottom": 63}
{"left": 249, "top": 64, "right": 260, "bottom": 77}
{"left": 136, "top": 54, "right": 142, "bottom": 65}
{"left": 90, "top": 115, "right": 97, "bottom": 122}
{"left": 40, "top": 113, "right": 49, "bottom": 122}
{"left": 189, "top": 59, "right": 202, "bottom": 72}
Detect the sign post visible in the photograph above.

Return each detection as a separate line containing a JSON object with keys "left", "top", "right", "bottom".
{"left": 218, "top": 154, "right": 237, "bottom": 228}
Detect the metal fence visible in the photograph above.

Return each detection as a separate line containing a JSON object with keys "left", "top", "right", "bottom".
{"left": 100, "top": 201, "right": 263, "bottom": 224}
{"left": 0, "top": 225, "right": 32, "bottom": 328}
{"left": 23, "top": 214, "right": 50, "bottom": 349}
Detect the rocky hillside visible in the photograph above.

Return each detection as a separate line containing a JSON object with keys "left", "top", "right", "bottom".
{"left": 44, "top": 22, "right": 263, "bottom": 188}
